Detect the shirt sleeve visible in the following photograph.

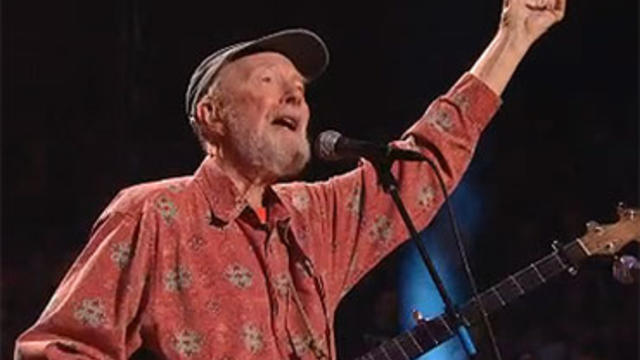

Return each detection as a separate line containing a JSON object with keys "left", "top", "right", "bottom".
{"left": 283, "top": 73, "right": 501, "bottom": 311}
{"left": 14, "top": 201, "right": 157, "bottom": 360}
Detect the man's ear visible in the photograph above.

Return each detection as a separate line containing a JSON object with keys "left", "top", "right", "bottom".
{"left": 195, "top": 95, "right": 225, "bottom": 139}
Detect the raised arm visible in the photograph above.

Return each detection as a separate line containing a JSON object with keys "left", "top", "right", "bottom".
{"left": 277, "top": 0, "right": 568, "bottom": 312}
{"left": 471, "top": 0, "right": 566, "bottom": 95}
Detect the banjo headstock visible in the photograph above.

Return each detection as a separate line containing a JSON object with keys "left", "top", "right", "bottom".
{"left": 580, "top": 204, "right": 640, "bottom": 256}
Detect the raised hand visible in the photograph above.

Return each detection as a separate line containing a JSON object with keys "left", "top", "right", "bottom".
{"left": 469, "top": 0, "right": 567, "bottom": 95}
{"left": 500, "top": 0, "right": 567, "bottom": 48}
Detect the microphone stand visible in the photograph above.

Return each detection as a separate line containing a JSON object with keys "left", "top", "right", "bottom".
{"left": 372, "top": 155, "right": 478, "bottom": 358}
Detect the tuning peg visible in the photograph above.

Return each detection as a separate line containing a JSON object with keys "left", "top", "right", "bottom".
{"left": 616, "top": 203, "right": 638, "bottom": 220}
{"left": 617, "top": 202, "right": 626, "bottom": 216}
{"left": 412, "top": 309, "right": 424, "bottom": 323}
{"left": 586, "top": 221, "right": 603, "bottom": 234}
{"left": 625, "top": 209, "right": 637, "bottom": 220}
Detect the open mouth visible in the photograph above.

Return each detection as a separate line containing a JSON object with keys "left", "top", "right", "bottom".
{"left": 272, "top": 116, "right": 299, "bottom": 131}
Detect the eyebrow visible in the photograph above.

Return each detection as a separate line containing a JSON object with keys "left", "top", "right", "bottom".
{"left": 255, "top": 63, "right": 307, "bottom": 88}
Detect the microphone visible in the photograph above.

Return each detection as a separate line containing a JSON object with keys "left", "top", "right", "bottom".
{"left": 314, "top": 130, "right": 425, "bottom": 162}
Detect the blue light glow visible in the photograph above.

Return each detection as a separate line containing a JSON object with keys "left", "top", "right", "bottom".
{"left": 397, "top": 181, "right": 483, "bottom": 359}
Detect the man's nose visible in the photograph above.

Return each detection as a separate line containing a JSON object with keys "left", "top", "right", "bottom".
{"left": 281, "top": 84, "right": 304, "bottom": 106}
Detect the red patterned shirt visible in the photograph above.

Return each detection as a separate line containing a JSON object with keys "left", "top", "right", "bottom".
{"left": 16, "top": 73, "right": 500, "bottom": 360}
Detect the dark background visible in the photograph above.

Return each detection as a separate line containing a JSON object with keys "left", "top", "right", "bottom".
{"left": 2, "top": 1, "right": 638, "bottom": 359}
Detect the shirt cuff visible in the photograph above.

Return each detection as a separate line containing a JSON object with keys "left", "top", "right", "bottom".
{"left": 446, "top": 72, "right": 502, "bottom": 133}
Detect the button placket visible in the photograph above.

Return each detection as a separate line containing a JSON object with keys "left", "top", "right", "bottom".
{"left": 254, "top": 220, "right": 293, "bottom": 357}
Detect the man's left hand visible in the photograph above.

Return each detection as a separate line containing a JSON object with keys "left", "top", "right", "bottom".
{"left": 500, "top": 0, "right": 567, "bottom": 49}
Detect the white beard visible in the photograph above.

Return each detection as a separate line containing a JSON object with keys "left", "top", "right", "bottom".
{"left": 223, "top": 109, "right": 311, "bottom": 181}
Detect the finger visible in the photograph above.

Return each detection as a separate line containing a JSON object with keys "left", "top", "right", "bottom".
{"left": 539, "top": 0, "right": 555, "bottom": 11}
{"left": 524, "top": 0, "right": 550, "bottom": 11}
{"left": 554, "top": 0, "right": 566, "bottom": 18}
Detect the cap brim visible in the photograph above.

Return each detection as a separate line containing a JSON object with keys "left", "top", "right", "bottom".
{"left": 231, "top": 28, "right": 329, "bottom": 82}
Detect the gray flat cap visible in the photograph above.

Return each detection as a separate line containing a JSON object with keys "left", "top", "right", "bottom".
{"left": 185, "top": 28, "right": 329, "bottom": 120}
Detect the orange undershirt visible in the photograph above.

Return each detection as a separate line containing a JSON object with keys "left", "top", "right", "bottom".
{"left": 255, "top": 206, "right": 267, "bottom": 224}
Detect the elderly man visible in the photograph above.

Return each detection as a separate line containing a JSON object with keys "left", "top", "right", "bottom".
{"left": 16, "top": 0, "right": 566, "bottom": 359}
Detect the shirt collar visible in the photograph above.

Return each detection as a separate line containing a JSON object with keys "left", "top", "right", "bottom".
{"left": 193, "top": 156, "right": 290, "bottom": 226}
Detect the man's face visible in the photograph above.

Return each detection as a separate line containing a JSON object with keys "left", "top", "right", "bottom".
{"left": 213, "top": 51, "right": 311, "bottom": 180}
